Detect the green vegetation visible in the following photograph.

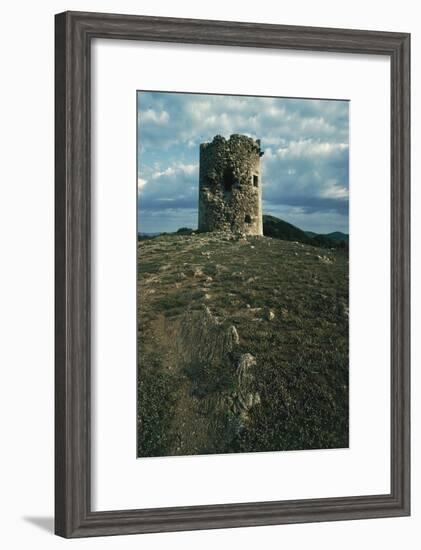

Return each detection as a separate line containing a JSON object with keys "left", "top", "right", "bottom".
{"left": 263, "top": 214, "right": 348, "bottom": 249}
{"left": 137, "top": 231, "right": 349, "bottom": 457}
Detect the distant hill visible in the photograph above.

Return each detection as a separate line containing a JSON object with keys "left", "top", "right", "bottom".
{"left": 305, "top": 230, "right": 348, "bottom": 244}
{"left": 138, "top": 229, "right": 195, "bottom": 240}
{"left": 325, "top": 231, "right": 349, "bottom": 243}
{"left": 263, "top": 215, "right": 314, "bottom": 245}
{"left": 138, "top": 235, "right": 157, "bottom": 241}
{"left": 264, "top": 215, "right": 347, "bottom": 249}
{"left": 176, "top": 227, "right": 195, "bottom": 235}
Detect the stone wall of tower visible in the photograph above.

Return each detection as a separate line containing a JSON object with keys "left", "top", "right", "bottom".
{"left": 198, "top": 134, "right": 263, "bottom": 236}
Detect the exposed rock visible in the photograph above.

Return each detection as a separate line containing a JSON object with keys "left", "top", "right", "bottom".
{"left": 226, "top": 325, "right": 240, "bottom": 347}
{"left": 265, "top": 309, "right": 275, "bottom": 321}
{"left": 187, "top": 266, "right": 204, "bottom": 277}
{"left": 174, "top": 306, "right": 261, "bottom": 442}
{"left": 339, "top": 302, "right": 349, "bottom": 318}
{"left": 317, "top": 254, "right": 334, "bottom": 264}
{"left": 237, "top": 352, "right": 256, "bottom": 376}
{"left": 231, "top": 353, "right": 260, "bottom": 427}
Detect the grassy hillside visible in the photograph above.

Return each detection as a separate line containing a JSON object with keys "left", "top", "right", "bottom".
{"left": 137, "top": 232, "right": 349, "bottom": 457}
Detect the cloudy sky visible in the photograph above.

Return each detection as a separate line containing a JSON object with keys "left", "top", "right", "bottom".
{"left": 137, "top": 91, "right": 349, "bottom": 234}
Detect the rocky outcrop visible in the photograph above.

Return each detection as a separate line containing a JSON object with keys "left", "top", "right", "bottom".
{"left": 177, "top": 305, "right": 260, "bottom": 444}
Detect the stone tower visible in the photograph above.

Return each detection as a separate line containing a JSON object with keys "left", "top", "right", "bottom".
{"left": 198, "top": 134, "right": 264, "bottom": 236}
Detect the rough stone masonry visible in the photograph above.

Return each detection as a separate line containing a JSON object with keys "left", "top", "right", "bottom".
{"left": 198, "top": 134, "right": 264, "bottom": 236}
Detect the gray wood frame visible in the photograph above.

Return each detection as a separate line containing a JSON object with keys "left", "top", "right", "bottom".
{"left": 55, "top": 10, "right": 410, "bottom": 538}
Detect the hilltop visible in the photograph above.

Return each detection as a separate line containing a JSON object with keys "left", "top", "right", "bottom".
{"left": 137, "top": 231, "right": 349, "bottom": 457}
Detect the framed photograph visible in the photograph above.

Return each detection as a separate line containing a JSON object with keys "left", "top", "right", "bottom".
{"left": 55, "top": 11, "right": 410, "bottom": 537}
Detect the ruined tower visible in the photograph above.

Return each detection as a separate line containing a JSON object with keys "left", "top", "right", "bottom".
{"left": 198, "top": 134, "right": 264, "bottom": 236}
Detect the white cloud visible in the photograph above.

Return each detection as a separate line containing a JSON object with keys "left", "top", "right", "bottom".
{"left": 141, "top": 108, "right": 170, "bottom": 125}
{"left": 137, "top": 178, "right": 147, "bottom": 196}
{"left": 138, "top": 93, "right": 349, "bottom": 153}
{"left": 151, "top": 163, "right": 198, "bottom": 180}
{"left": 151, "top": 166, "right": 176, "bottom": 179}
{"left": 321, "top": 180, "right": 349, "bottom": 199}
{"left": 138, "top": 161, "right": 199, "bottom": 213}
{"left": 275, "top": 140, "right": 348, "bottom": 159}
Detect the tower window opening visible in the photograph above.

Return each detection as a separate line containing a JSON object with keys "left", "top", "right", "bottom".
{"left": 245, "top": 215, "right": 252, "bottom": 224}
{"left": 253, "top": 175, "right": 259, "bottom": 187}
{"left": 222, "top": 167, "right": 236, "bottom": 192}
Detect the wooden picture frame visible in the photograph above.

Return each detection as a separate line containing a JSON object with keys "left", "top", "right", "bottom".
{"left": 55, "top": 10, "right": 410, "bottom": 538}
